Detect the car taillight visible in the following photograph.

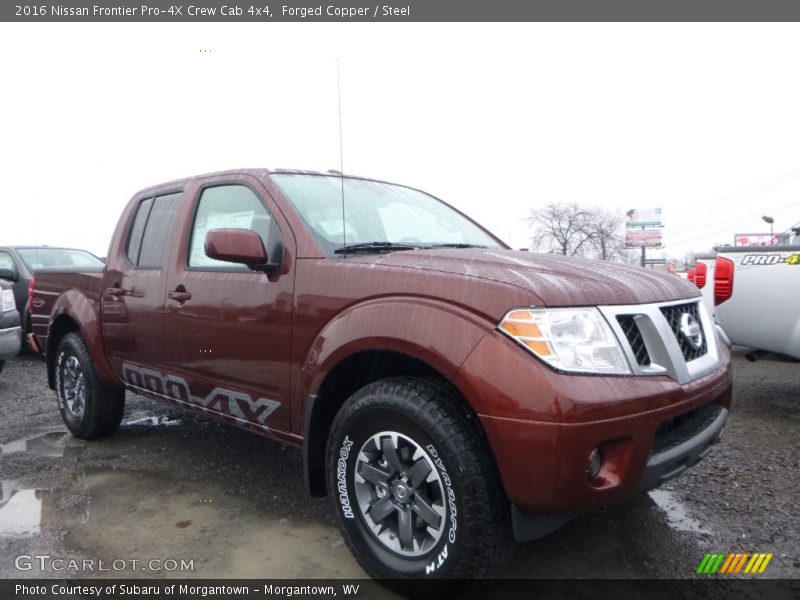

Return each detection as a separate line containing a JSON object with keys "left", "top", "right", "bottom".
{"left": 687, "top": 268, "right": 696, "bottom": 283}
{"left": 715, "top": 257, "right": 734, "bottom": 305}
{"left": 28, "top": 276, "right": 35, "bottom": 315}
{"left": 694, "top": 262, "right": 707, "bottom": 289}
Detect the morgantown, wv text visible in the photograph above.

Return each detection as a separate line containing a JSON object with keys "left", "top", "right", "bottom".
{"left": 16, "top": 583, "right": 359, "bottom": 597}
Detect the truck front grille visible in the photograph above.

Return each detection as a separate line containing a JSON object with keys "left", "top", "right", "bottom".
{"left": 616, "top": 316, "right": 650, "bottom": 366}
{"left": 600, "top": 298, "right": 720, "bottom": 384}
{"left": 660, "top": 302, "right": 708, "bottom": 362}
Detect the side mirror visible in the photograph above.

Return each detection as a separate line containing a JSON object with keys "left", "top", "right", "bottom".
{"left": 205, "top": 228, "right": 279, "bottom": 274}
{"left": 0, "top": 267, "right": 17, "bottom": 282}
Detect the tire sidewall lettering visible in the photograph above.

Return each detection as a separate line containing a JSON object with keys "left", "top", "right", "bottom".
{"left": 337, "top": 435, "right": 355, "bottom": 519}
{"left": 55, "top": 349, "right": 67, "bottom": 411}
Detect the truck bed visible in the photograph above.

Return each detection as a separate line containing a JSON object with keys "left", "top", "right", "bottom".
{"left": 30, "top": 267, "right": 105, "bottom": 352}
{"left": 715, "top": 245, "right": 800, "bottom": 359}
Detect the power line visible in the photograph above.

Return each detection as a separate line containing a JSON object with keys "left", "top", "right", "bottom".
{"left": 668, "top": 198, "right": 799, "bottom": 240}
{"left": 668, "top": 166, "right": 800, "bottom": 222}
{"left": 665, "top": 201, "right": 800, "bottom": 247}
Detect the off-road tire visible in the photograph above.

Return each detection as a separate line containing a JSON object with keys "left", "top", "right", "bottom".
{"left": 326, "top": 376, "right": 511, "bottom": 588}
{"left": 0, "top": 360, "right": 5, "bottom": 376}
{"left": 55, "top": 332, "right": 125, "bottom": 439}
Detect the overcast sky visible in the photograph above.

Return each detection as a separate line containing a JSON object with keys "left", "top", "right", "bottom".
{"left": 1, "top": 23, "right": 799, "bottom": 261}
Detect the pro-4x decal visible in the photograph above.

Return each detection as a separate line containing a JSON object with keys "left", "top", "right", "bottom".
{"left": 740, "top": 253, "right": 800, "bottom": 266}
{"left": 121, "top": 362, "right": 280, "bottom": 427}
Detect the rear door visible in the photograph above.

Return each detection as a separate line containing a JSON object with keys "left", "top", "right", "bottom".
{"left": 101, "top": 191, "right": 183, "bottom": 379}
{"left": 162, "top": 175, "right": 295, "bottom": 435}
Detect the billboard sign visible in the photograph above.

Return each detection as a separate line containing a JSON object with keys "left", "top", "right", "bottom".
{"left": 734, "top": 233, "right": 779, "bottom": 247}
{"left": 625, "top": 228, "right": 663, "bottom": 248}
{"left": 625, "top": 207, "right": 663, "bottom": 228}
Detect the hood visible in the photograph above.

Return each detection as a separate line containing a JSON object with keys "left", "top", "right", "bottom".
{"left": 354, "top": 248, "right": 699, "bottom": 307}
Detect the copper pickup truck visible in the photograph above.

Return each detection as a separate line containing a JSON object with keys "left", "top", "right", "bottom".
{"left": 29, "top": 169, "right": 732, "bottom": 584}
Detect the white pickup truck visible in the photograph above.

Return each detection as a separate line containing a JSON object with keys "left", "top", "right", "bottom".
{"left": 714, "top": 245, "right": 800, "bottom": 360}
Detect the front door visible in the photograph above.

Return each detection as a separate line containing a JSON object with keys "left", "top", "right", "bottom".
{"left": 163, "top": 178, "right": 295, "bottom": 435}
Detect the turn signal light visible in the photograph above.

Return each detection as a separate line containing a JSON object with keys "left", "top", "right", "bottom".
{"left": 498, "top": 310, "right": 554, "bottom": 358}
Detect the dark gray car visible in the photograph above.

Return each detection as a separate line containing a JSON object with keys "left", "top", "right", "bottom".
{"left": 0, "top": 279, "right": 21, "bottom": 375}
{"left": 0, "top": 246, "right": 104, "bottom": 337}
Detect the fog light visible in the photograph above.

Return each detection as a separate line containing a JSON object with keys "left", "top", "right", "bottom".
{"left": 588, "top": 448, "right": 603, "bottom": 480}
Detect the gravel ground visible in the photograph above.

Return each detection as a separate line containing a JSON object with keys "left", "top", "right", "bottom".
{"left": 0, "top": 348, "right": 797, "bottom": 597}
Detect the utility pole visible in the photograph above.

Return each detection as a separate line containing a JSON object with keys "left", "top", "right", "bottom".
{"left": 640, "top": 225, "right": 646, "bottom": 267}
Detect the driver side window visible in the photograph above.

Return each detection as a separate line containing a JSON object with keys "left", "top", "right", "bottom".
{"left": 188, "top": 185, "right": 277, "bottom": 269}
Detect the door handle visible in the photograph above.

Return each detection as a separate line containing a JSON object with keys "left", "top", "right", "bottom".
{"left": 168, "top": 290, "right": 192, "bottom": 302}
{"left": 106, "top": 287, "right": 130, "bottom": 299}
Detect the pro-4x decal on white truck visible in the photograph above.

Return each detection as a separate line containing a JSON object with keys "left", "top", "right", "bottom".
{"left": 714, "top": 246, "right": 800, "bottom": 359}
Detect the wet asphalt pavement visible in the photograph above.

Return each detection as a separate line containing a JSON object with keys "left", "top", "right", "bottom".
{"left": 0, "top": 349, "right": 797, "bottom": 596}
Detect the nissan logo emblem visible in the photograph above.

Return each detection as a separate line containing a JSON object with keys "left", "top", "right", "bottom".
{"left": 679, "top": 313, "right": 703, "bottom": 350}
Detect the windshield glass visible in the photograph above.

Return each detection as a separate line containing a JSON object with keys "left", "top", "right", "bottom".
{"left": 271, "top": 174, "right": 503, "bottom": 253}
{"left": 17, "top": 248, "right": 103, "bottom": 270}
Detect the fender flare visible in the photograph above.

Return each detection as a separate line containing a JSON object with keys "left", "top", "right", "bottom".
{"left": 298, "top": 296, "right": 494, "bottom": 495}
{"left": 46, "top": 289, "right": 118, "bottom": 390}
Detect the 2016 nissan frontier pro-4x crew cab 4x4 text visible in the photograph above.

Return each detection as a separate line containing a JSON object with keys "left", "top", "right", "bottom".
{"left": 29, "top": 169, "right": 732, "bottom": 585}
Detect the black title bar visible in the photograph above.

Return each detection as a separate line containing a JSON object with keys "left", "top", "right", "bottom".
{"left": 6, "top": 1, "right": 800, "bottom": 22}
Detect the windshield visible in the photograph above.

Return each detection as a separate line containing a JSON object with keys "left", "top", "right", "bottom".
{"left": 271, "top": 174, "right": 503, "bottom": 253}
{"left": 17, "top": 248, "right": 104, "bottom": 270}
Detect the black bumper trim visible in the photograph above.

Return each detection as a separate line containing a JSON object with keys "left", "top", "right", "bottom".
{"left": 635, "top": 406, "right": 728, "bottom": 494}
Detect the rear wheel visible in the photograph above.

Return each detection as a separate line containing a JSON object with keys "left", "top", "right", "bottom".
{"left": 55, "top": 332, "right": 125, "bottom": 439}
{"left": 0, "top": 361, "right": 5, "bottom": 376}
{"left": 326, "top": 377, "right": 510, "bottom": 589}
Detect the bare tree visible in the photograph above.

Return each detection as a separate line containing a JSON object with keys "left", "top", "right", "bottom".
{"left": 527, "top": 203, "right": 593, "bottom": 256}
{"left": 585, "top": 208, "right": 625, "bottom": 261}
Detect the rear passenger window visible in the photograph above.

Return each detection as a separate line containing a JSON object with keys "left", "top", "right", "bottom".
{"left": 126, "top": 198, "right": 153, "bottom": 265}
{"left": 126, "top": 193, "right": 182, "bottom": 268}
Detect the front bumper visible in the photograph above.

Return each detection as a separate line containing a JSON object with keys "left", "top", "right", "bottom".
{"left": 454, "top": 329, "right": 733, "bottom": 528}
{"left": 0, "top": 326, "right": 22, "bottom": 361}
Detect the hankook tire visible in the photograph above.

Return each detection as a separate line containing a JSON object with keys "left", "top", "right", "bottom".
{"left": 326, "top": 376, "right": 510, "bottom": 590}
{"left": 55, "top": 332, "right": 125, "bottom": 439}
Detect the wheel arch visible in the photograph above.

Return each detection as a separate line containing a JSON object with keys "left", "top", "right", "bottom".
{"left": 299, "top": 297, "right": 496, "bottom": 497}
{"left": 302, "top": 348, "right": 490, "bottom": 497}
{"left": 45, "top": 293, "right": 118, "bottom": 392}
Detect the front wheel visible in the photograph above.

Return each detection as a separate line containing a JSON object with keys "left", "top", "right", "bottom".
{"left": 55, "top": 332, "right": 125, "bottom": 439}
{"left": 326, "top": 377, "right": 510, "bottom": 586}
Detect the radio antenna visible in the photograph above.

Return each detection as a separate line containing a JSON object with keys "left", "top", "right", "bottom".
{"left": 337, "top": 59, "right": 346, "bottom": 253}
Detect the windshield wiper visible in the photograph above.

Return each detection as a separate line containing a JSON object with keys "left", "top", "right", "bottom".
{"left": 334, "top": 242, "right": 421, "bottom": 255}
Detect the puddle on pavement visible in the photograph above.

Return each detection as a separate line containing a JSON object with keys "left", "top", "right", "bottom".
{"left": 648, "top": 489, "right": 712, "bottom": 535}
{"left": 0, "top": 431, "right": 70, "bottom": 458}
{"left": 0, "top": 469, "right": 365, "bottom": 578}
{"left": 0, "top": 481, "right": 47, "bottom": 536}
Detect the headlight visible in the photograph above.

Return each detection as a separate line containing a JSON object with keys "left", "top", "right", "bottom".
{"left": 1, "top": 289, "right": 14, "bottom": 313}
{"left": 498, "top": 307, "right": 631, "bottom": 374}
